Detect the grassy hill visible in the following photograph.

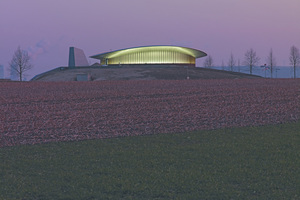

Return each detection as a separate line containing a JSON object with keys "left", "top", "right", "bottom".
{"left": 31, "top": 65, "right": 261, "bottom": 81}
{"left": 1, "top": 122, "right": 299, "bottom": 199}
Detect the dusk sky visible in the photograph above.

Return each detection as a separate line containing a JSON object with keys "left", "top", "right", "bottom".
{"left": 1, "top": 0, "right": 300, "bottom": 79}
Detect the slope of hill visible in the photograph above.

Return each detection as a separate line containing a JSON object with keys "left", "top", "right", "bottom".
{"left": 31, "top": 65, "right": 261, "bottom": 81}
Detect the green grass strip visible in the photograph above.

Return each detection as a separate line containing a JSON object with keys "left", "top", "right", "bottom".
{"left": 1, "top": 122, "right": 300, "bottom": 199}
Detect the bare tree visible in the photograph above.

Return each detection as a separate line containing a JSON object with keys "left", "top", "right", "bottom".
{"left": 243, "top": 48, "right": 260, "bottom": 75}
{"left": 221, "top": 60, "right": 225, "bottom": 70}
{"left": 203, "top": 55, "right": 213, "bottom": 68}
{"left": 228, "top": 53, "right": 236, "bottom": 71}
{"left": 289, "top": 45, "right": 300, "bottom": 78}
{"left": 267, "top": 49, "right": 276, "bottom": 78}
{"left": 9, "top": 46, "right": 32, "bottom": 81}
{"left": 237, "top": 59, "right": 241, "bottom": 72}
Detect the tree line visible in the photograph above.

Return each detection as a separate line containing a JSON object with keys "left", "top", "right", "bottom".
{"left": 203, "top": 46, "right": 300, "bottom": 78}
{"left": 8, "top": 45, "right": 300, "bottom": 81}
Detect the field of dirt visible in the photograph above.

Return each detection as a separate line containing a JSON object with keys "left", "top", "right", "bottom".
{"left": 1, "top": 79, "right": 299, "bottom": 147}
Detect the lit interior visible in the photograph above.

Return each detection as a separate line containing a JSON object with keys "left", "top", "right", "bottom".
{"left": 90, "top": 46, "right": 207, "bottom": 65}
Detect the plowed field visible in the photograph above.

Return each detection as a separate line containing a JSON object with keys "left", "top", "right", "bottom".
{"left": 1, "top": 79, "right": 299, "bottom": 147}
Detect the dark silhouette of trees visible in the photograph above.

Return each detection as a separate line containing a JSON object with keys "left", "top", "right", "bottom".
{"left": 9, "top": 46, "right": 32, "bottom": 81}
{"left": 289, "top": 45, "right": 300, "bottom": 78}
{"left": 243, "top": 48, "right": 260, "bottom": 75}
{"left": 221, "top": 60, "right": 225, "bottom": 70}
{"left": 267, "top": 49, "right": 276, "bottom": 78}
{"left": 228, "top": 53, "right": 236, "bottom": 71}
{"left": 203, "top": 55, "right": 213, "bottom": 68}
{"left": 237, "top": 59, "right": 241, "bottom": 72}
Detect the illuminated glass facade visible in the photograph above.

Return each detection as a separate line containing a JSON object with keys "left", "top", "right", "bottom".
{"left": 90, "top": 46, "right": 207, "bottom": 66}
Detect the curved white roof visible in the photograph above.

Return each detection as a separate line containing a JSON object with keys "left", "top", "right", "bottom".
{"left": 90, "top": 45, "right": 207, "bottom": 60}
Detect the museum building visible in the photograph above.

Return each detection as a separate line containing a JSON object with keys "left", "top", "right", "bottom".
{"left": 90, "top": 46, "right": 207, "bottom": 66}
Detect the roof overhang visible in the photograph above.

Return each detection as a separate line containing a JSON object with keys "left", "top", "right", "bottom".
{"left": 90, "top": 45, "right": 207, "bottom": 60}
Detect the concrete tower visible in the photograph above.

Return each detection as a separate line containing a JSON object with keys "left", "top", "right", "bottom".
{"left": 68, "top": 47, "right": 89, "bottom": 68}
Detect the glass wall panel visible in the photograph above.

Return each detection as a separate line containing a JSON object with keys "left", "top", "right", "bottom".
{"left": 107, "top": 49, "right": 195, "bottom": 65}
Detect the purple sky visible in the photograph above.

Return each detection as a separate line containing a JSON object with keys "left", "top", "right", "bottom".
{"left": 1, "top": 0, "right": 300, "bottom": 79}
